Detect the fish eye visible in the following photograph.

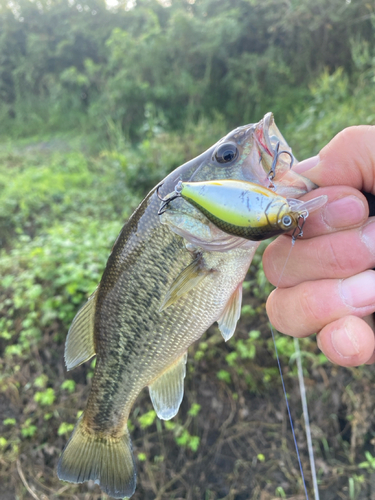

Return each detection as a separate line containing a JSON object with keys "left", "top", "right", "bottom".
{"left": 282, "top": 215, "right": 292, "bottom": 227}
{"left": 214, "top": 142, "right": 239, "bottom": 164}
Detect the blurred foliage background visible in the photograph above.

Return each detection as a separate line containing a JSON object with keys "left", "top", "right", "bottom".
{"left": 1, "top": 0, "right": 375, "bottom": 498}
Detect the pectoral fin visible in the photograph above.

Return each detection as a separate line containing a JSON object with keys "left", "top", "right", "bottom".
{"left": 159, "top": 257, "right": 208, "bottom": 311}
{"left": 65, "top": 289, "right": 97, "bottom": 371}
{"left": 217, "top": 284, "right": 242, "bottom": 341}
{"left": 149, "top": 353, "right": 187, "bottom": 420}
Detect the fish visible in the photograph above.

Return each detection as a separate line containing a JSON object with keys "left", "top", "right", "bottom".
{"left": 57, "top": 112, "right": 318, "bottom": 499}
{"left": 158, "top": 179, "right": 327, "bottom": 241}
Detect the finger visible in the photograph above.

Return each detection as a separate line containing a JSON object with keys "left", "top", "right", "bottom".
{"left": 294, "top": 126, "right": 375, "bottom": 193}
{"left": 263, "top": 218, "right": 375, "bottom": 287}
{"left": 317, "top": 315, "right": 375, "bottom": 367}
{"left": 291, "top": 186, "right": 368, "bottom": 239}
{"left": 266, "top": 270, "right": 375, "bottom": 337}
{"left": 363, "top": 314, "right": 375, "bottom": 364}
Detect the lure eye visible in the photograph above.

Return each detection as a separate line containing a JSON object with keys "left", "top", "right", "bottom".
{"left": 214, "top": 142, "right": 239, "bottom": 164}
{"left": 282, "top": 215, "right": 293, "bottom": 227}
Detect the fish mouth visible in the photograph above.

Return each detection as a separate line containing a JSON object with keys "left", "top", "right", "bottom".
{"left": 254, "top": 112, "right": 317, "bottom": 196}
{"left": 255, "top": 112, "right": 296, "bottom": 165}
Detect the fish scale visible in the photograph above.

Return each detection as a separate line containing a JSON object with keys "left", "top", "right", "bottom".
{"left": 57, "top": 112, "right": 318, "bottom": 499}
{"left": 89, "top": 264, "right": 250, "bottom": 432}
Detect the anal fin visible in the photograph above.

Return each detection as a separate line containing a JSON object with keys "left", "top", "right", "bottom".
{"left": 217, "top": 284, "right": 243, "bottom": 341}
{"left": 149, "top": 353, "right": 187, "bottom": 420}
{"left": 159, "top": 256, "right": 208, "bottom": 311}
{"left": 65, "top": 289, "right": 97, "bottom": 371}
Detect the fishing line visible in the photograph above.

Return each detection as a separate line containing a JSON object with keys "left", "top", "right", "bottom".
{"left": 294, "top": 337, "right": 320, "bottom": 500}
{"left": 287, "top": 216, "right": 319, "bottom": 500}
{"left": 267, "top": 224, "right": 315, "bottom": 500}
{"left": 269, "top": 322, "right": 309, "bottom": 498}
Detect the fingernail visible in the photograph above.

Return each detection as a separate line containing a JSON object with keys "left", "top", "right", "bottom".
{"left": 323, "top": 196, "right": 366, "bottom": 228}
{"left": 361, "top": 220, "right": 375, "bottom": 256}
{"left": 294, "top": 155, "right": 320, "bottom": 173}
{"left": 331, "top": 326, "right": 360, "bottom": 357}
{"left": 340, "top": 271, "right": 375, "bottom": 308}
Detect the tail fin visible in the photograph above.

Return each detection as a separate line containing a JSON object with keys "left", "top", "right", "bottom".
{"left": 57, "top": 417, "right": 136, "bottom": 499}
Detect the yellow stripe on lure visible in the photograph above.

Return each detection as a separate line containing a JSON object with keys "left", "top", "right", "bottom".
{"left": 159, "top": 179, "right": 326, "bottom": 241}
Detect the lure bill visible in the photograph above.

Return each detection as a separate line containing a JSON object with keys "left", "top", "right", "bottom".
{"left": 159, "top": 179, "right": 327, "bottom": 242}
{"left": 57, "top": 113, "right": 320, "bottom": 499}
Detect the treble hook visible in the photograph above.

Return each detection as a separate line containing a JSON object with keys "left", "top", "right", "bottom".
{"left": 268, "top": 141, "right": 294, "bottom": 182}
{"left": 291, "top": 211, "right": 308, "bottom": 244}
{"left": 157, "top": 181, "right": 183, "bottom": 215}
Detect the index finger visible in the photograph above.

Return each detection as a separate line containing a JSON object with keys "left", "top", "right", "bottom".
{"left": 295, "top": 126, "right": 375, "bottom": 193}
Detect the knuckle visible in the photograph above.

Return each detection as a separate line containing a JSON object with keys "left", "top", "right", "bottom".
{"left": 297, "top": 285, "right": 323, "bottom": 328}
{"left": 315, "top": 234, "right": 364, "bottom": 278}
{"left": 332, "top": 126, "right": 364, "bottom": 149}
{"left": 336, "top": 126, "right": 359, "bottom": 142}
{"left": 262, "top": 245, "right": 280, "bottom": 285}
{"left": 320, "top": 125, "right": 375, "bottom": 192}
{"left": 320, "top": 126, "right": 363, "bottom": 164}
{"left": 266, "top": 291, "right": 289, "bottom": 333}
{"left": 322, "top": 239, "right": 350, "bottom": 275}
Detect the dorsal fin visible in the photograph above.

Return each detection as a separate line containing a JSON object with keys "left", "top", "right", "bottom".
{"left": 217, "top": 284, "right": 242, "bottom": 341}
{"left": 65, "top": 289, "right": 97, "bottom": 371}
{"left": 149, "top": 353, "right": 187, "bottom": 420}
{"left": 159, "top": 257, "right": 209, "bottom": 312}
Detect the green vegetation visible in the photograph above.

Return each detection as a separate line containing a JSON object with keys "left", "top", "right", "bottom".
{"left": 1, "top": 0, "right": 375, "bottom": 498}
{"left": 1, "top": 0, "right": 375, "bottom": 146}
{"left": 138, "top": 409, "right": 157, "bottom": 429}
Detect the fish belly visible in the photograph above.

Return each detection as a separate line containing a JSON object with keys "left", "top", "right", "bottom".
{"left": 84, "top": 228, "right": 253, "bottom": 432}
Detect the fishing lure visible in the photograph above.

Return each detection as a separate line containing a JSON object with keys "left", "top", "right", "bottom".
{"left": 158, "top": 179, "right": 326, "bottom": 241}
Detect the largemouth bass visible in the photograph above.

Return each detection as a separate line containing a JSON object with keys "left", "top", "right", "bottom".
{"left": 57, "top": 113, "right": 317, "bottom": 499}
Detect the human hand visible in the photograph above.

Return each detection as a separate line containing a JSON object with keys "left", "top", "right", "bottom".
{"left": 263, "top": 126, "right": 375, "bottom": 366}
